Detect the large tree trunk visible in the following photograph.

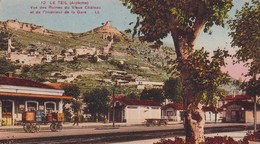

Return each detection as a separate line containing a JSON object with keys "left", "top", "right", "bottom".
{"left": 185, "top": 103, "right": 205, "bottom": 143}
{"left": 168, "top": 12, "right": 207, "bottom": 143}
{"left": 181, "top": 64, "right": 205, "bottom": 143}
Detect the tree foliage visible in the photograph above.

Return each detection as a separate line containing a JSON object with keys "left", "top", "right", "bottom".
{"left": 71, "top": 98, "right": 84, "bottom": 113}
{"left": 61, "top": 84, "right": 80, "bottom": 98}
{"left": 0, "top": 58, "right": 18, "bottom": 75}
{"left": 140, "top": 88, "right": 164, "bottom": 103}
{"left": 20, "top": 63, "right": 64, "bottom": 82}
{"left": 229, "top": 0, "right": 259, "bottom": 96}
{"left": 229, "top": 0, "right": 259, "bottom": 68}
{"left": 182, "top": 48, "right": 230, "bottom": 105}
{"left": 0, "top": 31, "right": 10, "bottom": 51}
{"left": 121, "top": 0, "right": 233, "bottom": 57}
{"left": 163, "top": 77, "right": 182, "bottom": 102}
{"left": 83, "top": 88, "right": 110, "bottom": 116}
{"left": 125, "top": 92, "right": 139, "bottom": 100}
{"left": 121, "top": 0, "right": 233, "bottom": 105}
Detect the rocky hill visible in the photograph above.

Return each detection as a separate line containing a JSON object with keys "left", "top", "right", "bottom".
{"left": 0, "top": 20, "right": 176, "bottom": 94}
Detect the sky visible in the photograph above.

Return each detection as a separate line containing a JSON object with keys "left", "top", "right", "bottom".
{"left": 0, "top": 0, "right": 251, "bottom": 81}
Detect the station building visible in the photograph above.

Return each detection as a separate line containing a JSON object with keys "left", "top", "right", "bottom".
{"left": 0, "top": 73, "right": 73, "bottom": 126}
{"left": 113, "top": 97, "right": 161, "bottom": 123}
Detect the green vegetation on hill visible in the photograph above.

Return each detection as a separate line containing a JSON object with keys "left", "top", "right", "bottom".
{"left": 0, "top": 20, "right": 177, "bottom": 94}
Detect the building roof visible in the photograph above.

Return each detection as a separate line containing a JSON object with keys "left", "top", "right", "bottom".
{"left": 115, "top": 98, "right": 161, "bottom": 107}
{"left": 0, "top": 76, "right": 58, "bottom": 89}
{"left": 0, "top": 92, "right": 73, "bottom": 100}
{"left": 164, "top": 103, "right": 183, "bottom": 110}
{"left": 46, "top": 82, "right": 68, "bottom": 89}
{"left": 224, "top": 94, "right": 252, "bottom": 101}
{"left": 202, "top": 106, "right": 223, "bottom": 113}
{"left": 222, "top": 101, "right": 260, "bottom": 111}
{"left": 163, "top": 103, "right": 222, "bottom": 112}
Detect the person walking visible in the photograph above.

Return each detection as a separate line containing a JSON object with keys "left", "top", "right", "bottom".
{"left": 73, "top": 114, "right": 79, "bottom": 126}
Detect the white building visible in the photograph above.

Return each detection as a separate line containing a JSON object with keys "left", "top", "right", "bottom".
{"left": 46, "top": 54, "right": 53, "bottom": 62}
{"left": 75, "top": 47, "right": 97, "bottom": 56}
{"left": 162, "top": 103, "right": 183, "bottom": 122}
{"left": 202, "top": 106, "right": 222, "bottom": 123}
{"left": 136, "top": 81, "right": 164, "bottom": 90}
{"left": 113, "top": 97, "right": 161, "bottom": 123}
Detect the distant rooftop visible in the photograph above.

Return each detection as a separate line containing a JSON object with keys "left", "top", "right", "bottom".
{"left": 0, "top": 75, "right": 57, "bottom": 90}
{"left": 115, "top": 97, "right": 161, "bottom": 107}
{"left": 224, "top": 95, "right": 252, "bottom": 101}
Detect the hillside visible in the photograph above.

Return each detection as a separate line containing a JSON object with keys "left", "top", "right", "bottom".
{"left": 0, "top": 20, "right": 176, "bottom": 94}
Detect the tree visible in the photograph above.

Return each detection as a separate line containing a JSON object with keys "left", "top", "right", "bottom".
{"left": 83, "top": 88, "right": 110, "bottom": 122}
{"left": 125, "top": 92, "right": 139, "bottom": 100}
{"left": 0, "top": 58, "right": 17, "bottom": 74}
{"left": 140, "top": 88, "right": 164, "bottom": 103}
{"left": 229, "top": 0, "right": 259, "bottom": 77}
{"left": 229, "top": 0, "right": 259, "bottom": 95}
{"left": 229, "top": 0, "right": 260, "bottom": 131}
{"left": 61, "top": 83, "right": 82, "bottom": 122}
{"left": 70, "top": 98, "right": 84, "bottom": 122}
{"left": 163, "top": 77, "right": 182, "bottom": 103}
{"left": 61, "top": 84, "right": 81, "bottom": 99}
{"left": 0, "top": 31, "right": 10, "bottom": 51}
{"left": 121, "top": 1, "right": 233, "bottom": 142}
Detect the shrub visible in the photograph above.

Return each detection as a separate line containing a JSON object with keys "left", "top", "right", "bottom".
{"left": 154, "top": 136, "right": 239, "bottom": 144}
{"left": 154, "top": 137, "right": 185, "bottom": 144}
{"left": 154, "top": 131, "right": 260, "bottom": 144}
{"left": 241, "top": 130, "right": 260, "bottom": 144}
{"left": 205, "top": 136, "right": 239, "bottom": 144}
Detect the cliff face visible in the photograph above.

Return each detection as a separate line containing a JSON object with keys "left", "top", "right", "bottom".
{"left": 87, "top": 21, "right": 122, "bottom": 36}
{"left": 0, "top": 20, "right": 122, "bottom": 37}
{"left": 0, "top": 20, "right": 49, "bottom": 35}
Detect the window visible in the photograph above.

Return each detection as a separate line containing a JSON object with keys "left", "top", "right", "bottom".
{"left": 46, "top": 103, "right": 55, "bottom": 113}
{"left": 26, "top": 101, "right": 38, "bottom": 111}
{"left": 167, "top": 111, "right": 173, "bottom": 116}
{"left": 44, "top": 101, "right": 56, "bottom": 113}
{"left": 27, "top": 102, "right": 37, "bottom": 111}
{"left": 116, "top": 102, "right": 120, "bottom": 107}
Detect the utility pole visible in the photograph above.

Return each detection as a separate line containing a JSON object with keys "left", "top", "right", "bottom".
{"left": 254, "top": 94, "right": 256, "bottom": 132}
{"left": 253, "top": 72, "right": 257, "bottom": 132}
{"left": 112, "top": 86, "right": 115, "bottom": 127}
{"left": 251, "top": 61, "right": 258, "bottom": 133}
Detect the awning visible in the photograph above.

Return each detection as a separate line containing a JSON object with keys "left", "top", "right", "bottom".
{"left": 0, "top": 92, "right": 73, "bottom": 100}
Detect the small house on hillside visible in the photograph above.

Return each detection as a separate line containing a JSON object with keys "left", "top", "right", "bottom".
{"left": 0, "top": 73, "right": 73, "bottom": 126}
{"left": 162, "top": 103, "right": 183, "bottom": 122}
{"left": 136, "top": 81, "right": 164, "bottom": 90}
{"left": 112, "top": 97, "right": 161, "bottom": 123}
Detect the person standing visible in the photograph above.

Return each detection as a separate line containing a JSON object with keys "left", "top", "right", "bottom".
{"left": 73, "top": 114, "right": 79, "bottom": 126}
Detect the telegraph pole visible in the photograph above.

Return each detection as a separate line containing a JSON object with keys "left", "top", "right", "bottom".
{"left": 253, "top": 72, "right": 257, "bottom": 132}
{"left": 112, "top": 86, "right": 115, "bottom": 127}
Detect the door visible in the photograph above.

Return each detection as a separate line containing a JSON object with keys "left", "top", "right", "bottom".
{"left": 231, "top": 110, "right": 240, "bottom": 122}
{"left": 235, "top": 111, "right": 240, "bottom": 122}
{"left": 2, "top": 101, "right": 13, "bottom": 126}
